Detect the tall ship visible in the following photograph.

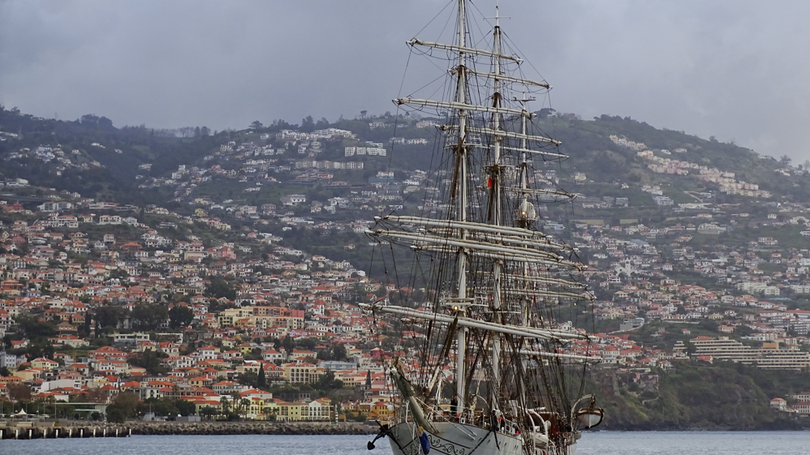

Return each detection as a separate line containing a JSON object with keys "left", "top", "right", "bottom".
{"left": 363, "top": 1, "right": 603, "bottom": 455}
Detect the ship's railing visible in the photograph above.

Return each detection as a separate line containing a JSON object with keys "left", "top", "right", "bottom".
{"left": 393, "top": 395, "right": 480, "bottom": 427}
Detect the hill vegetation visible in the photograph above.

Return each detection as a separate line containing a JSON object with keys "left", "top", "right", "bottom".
{"left": 592, "top": 361, "right": 809, "bottom": 430}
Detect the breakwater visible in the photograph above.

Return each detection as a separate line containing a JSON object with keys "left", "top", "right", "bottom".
{"left": 129, "top": 421, "right": 375, "bottom": 435}
{"left": 0, "top": 421, "right": 375, "bottom": 439}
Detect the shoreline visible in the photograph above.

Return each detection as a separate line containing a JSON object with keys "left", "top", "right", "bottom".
{"left": 129, "top": 421, "right": 376, "bottom": 436}
{"left": 4, "top": 420, "right": 807, "bottom": 438}
{"left": 0, "top": 421, "right": 378, "bottom": 438}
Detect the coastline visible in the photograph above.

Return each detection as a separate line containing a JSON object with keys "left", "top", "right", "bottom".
{"left": 3, "top": 420, "right": 808, "bottom": 439}
{"left": 128, "top": 421, "right": 376, "bottom": 436}
{"left": 0, "top": 421, "right": 377, "bottom": 438}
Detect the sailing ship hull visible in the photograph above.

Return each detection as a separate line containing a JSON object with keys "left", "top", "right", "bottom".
{"left": 386, "top": 421, "right": 576, "bottom": 455}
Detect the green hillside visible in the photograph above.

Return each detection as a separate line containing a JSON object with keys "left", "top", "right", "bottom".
{"left": 592, "top": 362, "right": 807, "bottom": 430}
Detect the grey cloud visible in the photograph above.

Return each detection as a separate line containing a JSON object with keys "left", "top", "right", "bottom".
{"left": 1, "top": 0, "right": 809, "bottom": 160}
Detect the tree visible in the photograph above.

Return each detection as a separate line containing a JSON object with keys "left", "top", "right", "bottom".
{"left": 316, "top": 370, "right": 343, "bottom": 391}
{"left": 15, "top": 316, "right": 56, "bottom": 339}
{"left": 109, "top": 269, "right": 129, "bottom": 280}
{"left": 82, "top": 311, "right": 92, "bottom": 337}
{"left": 90, "top": 336, "right": 110, "bottom": 348}
{"left": 537, "top": 107, "right": 556, "bottom": 118}
{"left": 333, "top": 343, "right": 347, "bottom": 361}
{"left": 200, "top": 405, "right": 218, "bottom": 419}
{"left": 250, "top": 120, "right": 264, "bottom": 130}
{"left": 257, "top": 367, "right": 267, "bottom": 389}
{"left": 139, "top": 397, "right": 180, "bottom": 417}
{"left": 107, "top": 391, "right": 140, "bottom": 421}
{"left": 236, "top": 371, "right": 258, "bottom": 388}
{"left": 26, "top": 338, "right": 55, "bottom": 360}
{"left": 220, "top": 396, "right": 230, "bottom": 415}
{"left": 129, "top": 348, "right": 169, "bottom": 375}
{"left": 263, "top": 406, "right": 279, "bottom": 421}
{"left": 245, "top": 347, "right": 263, "bottom": 361}
{"left": 297, "top": 337, "right": 317, "bottom": 350}
{"left": 95, "top": 305, "right": 124, "bottom": 330}
{"left": 130, "top": 302, "right": 169, "bottom": 331}
{"left": 107, "top": 406, "right": 126, "bottom": 423}
{"left": 317, "top": 343, "right": 348, "bottom": 362}
{"left": 230, "top": 392, "right": 243, "bottom": 415}
{"left": 205, "top": 277, "right": 236, "bottom": 300}
{"left": 240, "top": 398, "right": 251, "bottom": 417}
{"left": 281, "top": 334, "right": 294, "bottom": 353}
{"left": 168, "top": 305, "right": 194, "bottom": 329}
{"left": 80, "top": 387, "right": 109, "bottom": 403}
{"left": 375, "top": 284, "right": 387, "bottom": 298}
{"left": 300, "top": 115, "right": 316, "bottom": 133}
{"left": 8, "top": 383, "right": 31, "bottom": 402}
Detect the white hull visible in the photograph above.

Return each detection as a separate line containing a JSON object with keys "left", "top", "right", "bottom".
{"left": 385, "top": 421, "right": 576, "bottom": 455}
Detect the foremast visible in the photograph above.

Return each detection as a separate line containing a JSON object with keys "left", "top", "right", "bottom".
{"left": 489, "top": 3, "right": 505, "bottom": 399}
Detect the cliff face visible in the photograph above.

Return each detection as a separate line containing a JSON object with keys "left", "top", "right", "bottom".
{"left": 590, "top": 364, "right": 805, "bottom": 430}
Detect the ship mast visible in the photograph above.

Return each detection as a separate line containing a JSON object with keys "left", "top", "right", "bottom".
{"left": 454, "top": 0, "right": 469, "bottom": 416}
{"left": 490, "top": 1, "right": 504, "bottom": 406}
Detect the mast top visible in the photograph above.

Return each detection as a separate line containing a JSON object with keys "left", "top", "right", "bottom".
{"left": 492, "top": 1, "right": 511, "bottom": 28}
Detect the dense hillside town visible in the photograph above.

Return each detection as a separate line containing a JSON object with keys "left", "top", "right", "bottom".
{"left": 4, "top": 109, "right": 810, "bottom": 426}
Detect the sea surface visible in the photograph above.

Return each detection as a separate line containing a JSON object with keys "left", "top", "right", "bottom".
{"left": 2, "top": 431, "right": 809, "bottom": 454}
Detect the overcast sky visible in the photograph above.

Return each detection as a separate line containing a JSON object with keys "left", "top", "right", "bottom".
{"left": 1, "top": 0, "right": 809, "bottom": 161}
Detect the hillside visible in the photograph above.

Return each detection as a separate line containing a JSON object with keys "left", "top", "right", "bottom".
{"left": 6, "top": 106, "right": 810, "bottom": 429}
{"left": 591, "top": 361, "right": 810, "bottom": 430}
{"left": 2, "top": 108, "right": 808, "bottom": 209}
{"left": 545, "top": 114, "right": 806, "bottom": 203}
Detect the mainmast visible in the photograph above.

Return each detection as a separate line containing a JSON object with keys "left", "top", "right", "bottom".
{"left": 518, "top": 93, "right": 534, "bottom": 327}
{"left": 454, "top": 0, "right": 469, "bottom": 416}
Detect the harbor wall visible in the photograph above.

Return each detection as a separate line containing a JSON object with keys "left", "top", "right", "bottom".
{"left": 0, "top": 421, "right": 376, "bottom": 438}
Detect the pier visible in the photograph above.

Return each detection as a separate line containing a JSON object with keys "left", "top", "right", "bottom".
{"left": 0, "top": 421, "right": 374, "bottom": 438}
{"left": 0, "top": 425, "right": 131, "bottom": 439}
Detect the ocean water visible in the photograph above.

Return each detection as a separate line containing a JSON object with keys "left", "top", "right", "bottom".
{"left": 2, "top": 431, "right": 810, "bottom": 454}
{"left": 577, "top": 431, "right": 810, "bottom": 455}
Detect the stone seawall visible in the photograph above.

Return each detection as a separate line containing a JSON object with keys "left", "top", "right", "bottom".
{"left": 129, "top": 421, "right": 376, "bottom": 436}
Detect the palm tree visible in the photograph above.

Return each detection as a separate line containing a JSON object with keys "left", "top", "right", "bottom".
{"left": 230, "top": 392, "right": 241, "bottom": 415}
{"left": 263, "top": 406, "right": 280, "bottom": 422}
{"left": 240, "top": 398, "right": 251, "bottom": 418}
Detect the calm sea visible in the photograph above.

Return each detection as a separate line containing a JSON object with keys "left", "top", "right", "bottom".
{"left": 2, "top": 431, "right": 809, "bottom": 454}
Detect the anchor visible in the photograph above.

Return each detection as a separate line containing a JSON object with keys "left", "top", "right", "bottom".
{"left": 366, "top": 422, "right": 390, "bottom": 450}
